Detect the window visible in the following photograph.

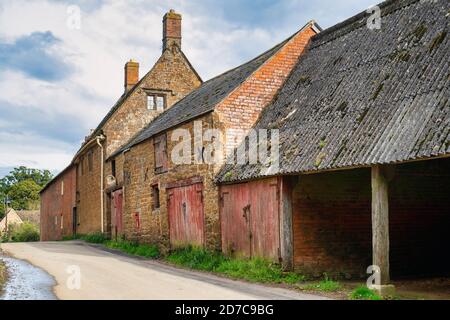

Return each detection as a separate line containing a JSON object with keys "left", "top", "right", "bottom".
{"left": 152, "top": 184, "right": 160, "bottom": 210}
{"left": 154, "top": 134, "right": 168, "bottom": 174}
{"left": 111, "top": 160, "right": 116, "bottom": 177}
{"left": 147, "top": 94, "right": 166, "bottom": 111}
{"left": 61, "top": 180, "right": 64, "bottom": 196}
{"left": 88, "top": 150, "right": 93, "bottom": 172}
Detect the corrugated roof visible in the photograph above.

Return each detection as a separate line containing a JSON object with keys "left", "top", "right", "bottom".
{"left": 218, "top": 0, "right": 450, "bottom": 183}
{"left": 109, "top": 22, "right": 319, "bottom": 159}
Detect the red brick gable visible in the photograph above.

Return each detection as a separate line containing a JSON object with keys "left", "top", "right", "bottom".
{"left": 216, "top": 22, "right": 319, "bottom": 151}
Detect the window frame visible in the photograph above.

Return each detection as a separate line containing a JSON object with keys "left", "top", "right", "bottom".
{"left": 151, "top": 184, "right": 160, "bottom": 210}
{"left": 146, "top": 93, "right": 167, "bottom": 111}
{"left": 111, "top": 159, "right": 116, "bottom": 177}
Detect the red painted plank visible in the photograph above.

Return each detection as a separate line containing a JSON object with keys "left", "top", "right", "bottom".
{"left": 168, "top": 182, "right": 204, "bottom": 247}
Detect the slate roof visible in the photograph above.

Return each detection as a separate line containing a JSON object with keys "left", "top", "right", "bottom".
{"left": 218, "top": 0, "right": 450, "bottom": 183}
{"left": 109, "top": 22, "right": 319, "bottom": 159}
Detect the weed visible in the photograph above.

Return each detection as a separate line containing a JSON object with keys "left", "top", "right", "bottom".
{"left": 349, "top": 286, "right": 383, "bottom": 300}
{"left": 301, "top": 273, "right": 341, "bottom": 292}
{"left": 167, "top": 246, "right": 305, "bottom": 284}
{"left": 105, "top": 240, "right": 160, "bottom": 258}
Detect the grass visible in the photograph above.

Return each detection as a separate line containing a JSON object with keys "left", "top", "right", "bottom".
{"left": 104, "top": 240, "right": 160, "bottom": 259}
{"left": 349, "top": 286, "right": 383, "bottom": 300}
{"left": 167, "top": 246, "right": 305, "bottom": 284}
{"left": 66, "top": 233, "right": 160, "bottom": 258}
{"left": 0, "top": 259, "right": 7, "bottom": 294}
{"left": 80, "top": 232, "right": 108, "bottom": 244}
{"left": 299, "top": 273, "right": 342, "bottom": 292}
{"left": 72, "top": 235, "right": 306, "bottom": 286}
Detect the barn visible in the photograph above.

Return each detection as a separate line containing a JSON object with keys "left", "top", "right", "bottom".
{"left": 217, "top": 0, "right": 450, "bottom": 285}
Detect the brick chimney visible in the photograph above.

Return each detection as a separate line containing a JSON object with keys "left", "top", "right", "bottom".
{"left": 163, "top": 9, "right": 182, "bottom": 51}
{"left": 124, "top": 59, "right": 139, "bottom": 93}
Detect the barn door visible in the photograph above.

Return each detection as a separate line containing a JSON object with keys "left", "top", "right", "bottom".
{"left": 220, "top": 178, "right": 280, "bottom": 261}
{"left": 168, "top": 182, "right": 204, "bottom": 247}
{"left": 249, "top": 179, "right": 280, "bottom": 260}
{"left": 112, "top": 189, "right": 123, "bottom": 237}
{"left": 220, "top": 183, "right": 251, "bottom": 257}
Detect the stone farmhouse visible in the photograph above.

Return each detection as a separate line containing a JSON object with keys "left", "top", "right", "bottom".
{"left": 41, "top": 0, "right": 449, "bottom": 284}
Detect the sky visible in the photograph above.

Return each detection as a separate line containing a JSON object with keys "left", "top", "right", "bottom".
{"left": 0, "top": 0, "right": 377, "bottom": 178}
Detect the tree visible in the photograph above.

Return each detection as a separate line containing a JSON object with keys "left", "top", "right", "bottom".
{"left": 9, "top": 179, "right": 42, "bottom": 210}
{"left": 0, "top": 166, "right": 53, "bottom": 216}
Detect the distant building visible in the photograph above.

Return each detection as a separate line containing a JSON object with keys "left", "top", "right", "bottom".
{"left": 0, "top": 209, "right": 40, "bottom": 233}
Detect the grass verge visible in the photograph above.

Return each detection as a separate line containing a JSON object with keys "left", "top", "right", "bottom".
{"left": 301, "top": 278, "right": 342, "bottom": 292}
{"left": 104, "top": 240, "right": 160, "bottom": 258}
{"left": 72, "top": 234, "right": 305, "bottom": 285}
{"left": 167, "top": 246, "right": 305, "bottom": 284}
{"left": 0, "top": 259, "right": 7, "bottom": 294}
{"left": 71, "top": 233, "right": 160, "bottom": 258}
{"left": 349, "top": 286, "right": 383, "bottom": 300}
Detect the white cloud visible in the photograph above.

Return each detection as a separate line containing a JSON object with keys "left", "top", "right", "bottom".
{"left": 0, "top": 0, "right": 376, "bottom": 174}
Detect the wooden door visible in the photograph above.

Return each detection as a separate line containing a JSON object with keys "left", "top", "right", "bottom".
{"left": 220, "top": 183, "right": 251, "bottom": 257}
{"left": 168, "top": 182, "right": 204, "bottom": 247}
{"left": 220, "top": 177, "right": 281, "bottom": 261}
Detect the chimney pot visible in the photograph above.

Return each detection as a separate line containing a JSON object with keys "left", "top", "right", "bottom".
{"left": 124, "top": 59, "right": 139, "bottom": 93}
{"left": 163, "top": 9, "right": 182, "bottom": 52}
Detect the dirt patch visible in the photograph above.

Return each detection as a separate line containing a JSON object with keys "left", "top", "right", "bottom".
{"left": 392, "top": 278, "right": 450, "bottom": 300}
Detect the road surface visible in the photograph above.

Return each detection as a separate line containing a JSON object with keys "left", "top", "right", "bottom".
{"left": 0, "top": 241, "right": 327, "bottom": 300}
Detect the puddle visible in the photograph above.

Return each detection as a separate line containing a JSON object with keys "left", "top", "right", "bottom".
{"left": 0, "top": 256, "right": 57, "bottom": 300}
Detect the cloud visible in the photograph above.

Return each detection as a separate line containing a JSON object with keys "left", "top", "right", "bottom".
{"left": 0, "top": 0, "right": 378, "bottom": 173}
{"left": 0, "top": 31, "right": 73, "bottom": 81}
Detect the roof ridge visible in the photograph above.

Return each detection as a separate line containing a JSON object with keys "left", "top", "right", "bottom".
{"left": 312, "top": 0, "right": 421, "bottom": 47}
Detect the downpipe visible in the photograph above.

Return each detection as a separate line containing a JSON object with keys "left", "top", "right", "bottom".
{"left": 96, "top": 135, "right": 106, "bottom": 233}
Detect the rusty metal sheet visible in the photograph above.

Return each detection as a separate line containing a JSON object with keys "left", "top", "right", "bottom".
{"left": 168, "top": 182, "right": 204, "bottom": 247}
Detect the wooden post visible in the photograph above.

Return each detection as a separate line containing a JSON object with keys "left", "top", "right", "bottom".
{"left": 279, "top": 176, "right": 295, "bottom": 271}
{"left": 371, "top": 165, "right": 391, "bottom": 285}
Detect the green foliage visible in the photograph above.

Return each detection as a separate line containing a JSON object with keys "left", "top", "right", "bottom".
{"left": 167, "top": 246, "right": 305, "bottom": 284}
{"left": 302, "top": 274, "right": 342, "bottom": 292}
{"left": 8, "top": 222, "right": 40, "bottom": 242}
{"left": 105, "top": 240, "right": 160, "bottom": 258}
{"left": 167, "top": 246, "right": 226, "bottom": 271}
{"left": 62, "top": 234, "right": 81, "bottom": 241}
{"left": 8, "top": 180, "right": 41, "bottom": 210}
{"left": 0, "top": 166, "right": 53, "bottom": 216}
{"left": 80, "top": 232, "right": 107, "bottom": 244}
{"left": 349, "top": 286, "right": 383, "bottom": 300}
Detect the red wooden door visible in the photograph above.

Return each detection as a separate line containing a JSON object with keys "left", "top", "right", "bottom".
{"left": 112, "top": 189, "right": 123, "bottom": 236}
{"left": 220, "top": 178, "right": 280, "bottom": 261}
{"left": 168, "top": 182, "right": 204, "bottom": 247}
{"left": 249, "top": 179, "right": 280, "bottom": 260}
{"left": 220, "top": 183, "right": 251, "bottom": 257}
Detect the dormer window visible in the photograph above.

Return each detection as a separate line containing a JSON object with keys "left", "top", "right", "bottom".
{"left": 147, "top": 94, "right": 166, "bottom": 111}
